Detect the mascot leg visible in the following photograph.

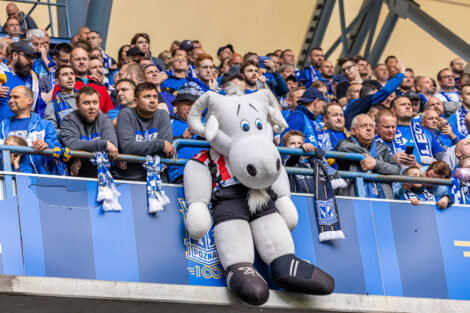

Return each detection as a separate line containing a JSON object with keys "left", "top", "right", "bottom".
{"left": 250, "top": 212, "right": 335, "bottom": 295}
{"left": 214, "top": 219, "right": 269, "bottom": 306}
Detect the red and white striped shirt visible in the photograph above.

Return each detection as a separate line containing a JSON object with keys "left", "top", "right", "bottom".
{"left": 192, "top": 149, "right": 239, "bottom": 191}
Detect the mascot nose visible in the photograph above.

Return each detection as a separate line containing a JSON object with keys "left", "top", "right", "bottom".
{"left": 276, "top": 158, "right": 280, "bottom": 171}
{"left": 247, "top": 164, "right": 257, "bottom": 177}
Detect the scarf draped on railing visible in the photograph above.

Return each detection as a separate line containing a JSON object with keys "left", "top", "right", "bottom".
{"left": 90, "top": 152, "right": 122, "bottom": 212}
{"left": 311, "top": 148, "right": 346, "bottom": 242}
{"left": 52, "top": 146, "right": 71, "bottom": 176}
{"left": 142, "top": 155, "right": 170, "bottom": 213}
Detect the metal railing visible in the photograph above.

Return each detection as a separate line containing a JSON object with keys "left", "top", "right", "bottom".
{"left": 0, "top": 139, "right": 452, "bottom": 199}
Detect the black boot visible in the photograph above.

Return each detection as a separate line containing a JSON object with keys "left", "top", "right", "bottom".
{"left": 271, "top": 254, "right": 335, "bottom": 295}
{"left": 226, "top": 263, "right": 269, "bottom": 306}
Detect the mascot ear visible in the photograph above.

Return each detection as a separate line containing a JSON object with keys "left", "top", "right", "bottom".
{"left": 261, "top": 89, "right": 288, "bottom": 133}
{"left": 204, "top": 115, "right": 219, "bottom": 141}
{"left": 188, "top": 92, "right": 212, "bottom": 137}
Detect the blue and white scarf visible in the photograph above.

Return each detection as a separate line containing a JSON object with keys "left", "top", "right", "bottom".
{"left": 90, "top": 152, "right": 122, "bottom": 212}
{"left": 450, "top": 178, "right": 470, "bottom": 205}
{"left": 403, "top": 188, "right": 435, "bottom": 203}
{"left": 396, "top": 122, "right": 434, "bottom": 164}
{"left": 351, "top": 137, "right": 386, "bottom": 199}
{"left": 102, "top": 49, "right": 114, "bottom": 69}
{"left": 143, "top": 155, "right": 170, "bottom": 213}
{"left": 307, "top": 65, "right": 320, "bottom": 85}
{"left": 456, "top": 105, "right": 468, "bottom": 137}
{"left": 439, "top": 90, "right": 460, "bottom": 102}
{"left": 48, "top": 66, "right": 56, "bottom": 91}
{"left": 188, "top": 63, "right": 198, "bottom": 79}
{"left": 302, "top": 113, "right": 323, "bottom": 148}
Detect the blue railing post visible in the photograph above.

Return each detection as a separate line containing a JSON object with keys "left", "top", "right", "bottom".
{"left": 354, "top": 177, "right": 366, "bottom": 198}
{"left": 1, "top": 148, "right": 14, "bottom": 198}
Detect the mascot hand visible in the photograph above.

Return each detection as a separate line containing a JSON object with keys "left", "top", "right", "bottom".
{"left": 187, "top": 202, "right": 212, "bottom": 240}
{"left": 275, "top": 196, "right": 298, "bottom": 231}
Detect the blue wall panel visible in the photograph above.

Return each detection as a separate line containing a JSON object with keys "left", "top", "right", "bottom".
{"left": 0, "top": 196, "right": 23, "bottom": 276}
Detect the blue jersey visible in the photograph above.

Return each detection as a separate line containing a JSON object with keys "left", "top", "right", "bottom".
{"left": 161, "top": 76, "right": 188, "bottom": 93}
{"left": 396, "top": 124, "right": 444, "bottom": 164}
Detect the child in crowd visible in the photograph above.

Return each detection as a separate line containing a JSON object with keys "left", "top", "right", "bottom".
{"left": 400, "top": 165, "right": 450, "bottom": 208}
{"left": 3, "top": 135, "right": 32, "bottom": 173}
{"left": 282, "top": 130, "right": 315, "bottom": 193}
{"left": 450, "top": 156, "right": 470, "bottom": 205}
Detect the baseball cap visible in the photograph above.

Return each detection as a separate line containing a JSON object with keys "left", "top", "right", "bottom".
{"left": 217, "top": 44, "right": 234, "bottom": 56}
{"left": 11, "top": 40, "right": 40, "bottom": 57}
{"left": 298, "top": 87, "right": 326, "bottom": 104}
{"left": 173, "top": 85, "right": 199, "bottom": 105}
{"left": 405, "top": 91, "right": 420, "bottom": 101}
{"left": 179, "top": 40, "right": 194, "bottom": 52}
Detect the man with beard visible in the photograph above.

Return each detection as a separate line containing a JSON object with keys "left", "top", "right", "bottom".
{"left": 0, "top": 86, "right": 61, "bottom": 175}
{"left": 168, "top": 86, "right": 200, "bottom": 183}
{"left": 0, "top": 40, "right": 46, "bottom": 121}
{"left": 335, "top": 114, "right": 401, "bottom": 198}
{"left": 60, "top": 86, "right": 118, "bottom": 178}
{"left": 318, "top": 60, "right": 336, "bottom": 99}
{"left": 242, "top": 60, "right": 265, "bottom": 94}
{"left": 451, "top": 58, "right": 465, "bottom": 82}
{"left": 44, "top": 66, "right": 77, "bottom": 132}
{"left": 52, "top": 46, "right": 114, "bottom": 114}
{"left": 116, "top": 82, "right": 174, "bottom": 181}
{"left": 299, "top": 47, "right": 323, "bottom": 88}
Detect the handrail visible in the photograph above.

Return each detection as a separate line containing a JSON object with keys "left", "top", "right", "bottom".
{"left": 172, "top": 139, "right": 367, "bottom": 161}
{"left": 0, "top": 143, "right": 452, "bottom": 187}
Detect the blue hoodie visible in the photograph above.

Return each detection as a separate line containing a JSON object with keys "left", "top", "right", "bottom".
{"left": 0, "top": 113, "right": 62, "bottom": 175}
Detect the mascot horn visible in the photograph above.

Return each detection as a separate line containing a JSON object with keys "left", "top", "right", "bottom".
{"left": 183, "top": 88, "right": 334, "bottom": 306}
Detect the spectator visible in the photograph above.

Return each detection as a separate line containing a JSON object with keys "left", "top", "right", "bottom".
{"left": 373, "top": 64, "right": 389, "bottom": 86}
{"left": 322, "top": 102, "right": 350, "bottom": 155}
{"left": 77, "top": 27, "right": 90, "bottom": 42}
{"left": 44, "top": 65, "right": 76, "bottom": 132}
{"left": 344, "top": 63, "right": 405, "bottom": 129}
{"left": 281, "top": 130, "right": 315, "bottom": 193}
{"left": 421, "top": 109, "right": 458, "bottom": 150}
{"left": 400, "top": 165, "right": 450, "bottom": 208}
{"left": 280, "top": 49, "right": 300, "bottom": 78}
{"left": 0, "top": 41, "right": 47, "bottom": 121}
{"left": 282, "top": 87, "right": 326, "bottom": 146}
{"left": 335, "top": 114, "right": 401, "bottom": 198}
{"left": 188, "top": 46, "right": 205, "bottom": 78}
{"left": 448, "top": 84, "right": 470, "bottom": 139}
{"left": 299, "top": 47, "right": 323, "bottom": 88}
{"left": 279, "top": 63, "right": 295, "bottom": 81}
{"left": 4, "top": 17, "right": 20, "bottom": 42}
{"left": 355, "top": 56, "right": 372, "bottom": 80}
{"left": 450, "top": 58, "right": 465, "bottom": 81}
{"left": 115, "top": 82, "right": 174, "bottom": 181}
{"left": 336, "top": 57, "right": 363, "bottom": 106}
{"left": 318, "top": 60, "right": 336, "bottom": 100}
{"left": 4, "top": 3, "right": 37, "bottom": 34}
{"left": 61, "top": 86, "right": 118, "bottom": 178}
{"left": 397, "top": 68, "right": 415, "bottom": 96}
{"left": 0, "top": 86, "right": 61, "bottom": 174}
{"left": 89, "top": 56, "right": 106, "bottom": 85}
{"left": 425, "top": 96, "right": 445, "bottom": 117}
{"left": 168, "top": 86, "right": 201, "bottom": 183}
{"left": 0, "top": 41, "right": 9, "bottom": 73}
{"left": 385, "top": 55, "right": 399, "bottom": 78}
{"left": 39, "top": 43, "right": 72, "bottom": 100}
{"left": 87, "top": 30, "right": 117, "bottom": 71}
{"left": 231, "top": 53, "right": 243, "bottom": 66}
{"left": 444, "top": 138, "right": 470, "bottom": 172}
{"left": 108, "top": 78, "right": 136, "bottom": 127}
{"left": 450, "top": 156, "right": 470, "bottom": 204}
{"left": 433, "top": 68, "right": 460, "bottom": 103}
{"left": 217, "top": 44, "right": 234, "bottom": 65}
{"left": 415, "top": 75, "right": 435, "bottom": 103}
{"left": 241, "top": 60, "right": 265, "bottom": 94}
{"left": 26, "top": 29, "right": 52, "bottom": 78}
{"left": 3, "top": 135, "right": 33, "bottom": 172}
{"left": 160, "top": 53, "right": 189, "bottom": 93}
{"left": 187, "top": 54, "right": 218, "bottom": 94}
{"left": 261, "top": 57, "right": 289, "bottom": 98}
{"left": 282, "top": 86, "right": 305, "bottom": 118}
{"left": 117, "top": 44, "right": 130, "bottom": 69}
{"left": 143, "top": 64, "right": 175, "bottom": 113}
{"left": 52, "top": 46, "right": 114, "bottom": 114}
{"left": 130, "top": 33, "right": 166, "bottom": 71}
{"left": 392, "top": 96, "right": 445, "bottom": 165}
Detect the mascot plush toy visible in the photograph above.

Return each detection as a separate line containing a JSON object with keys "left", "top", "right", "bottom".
{"left": 183, "top": 87, "right": 334, "bottom": 306}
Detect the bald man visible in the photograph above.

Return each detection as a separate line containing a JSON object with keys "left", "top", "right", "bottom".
{"left": 0, "top": 86, "right": 62, "bottom": 174}
{"left": 4, "top": 3, "right": 37, "bottom": 33}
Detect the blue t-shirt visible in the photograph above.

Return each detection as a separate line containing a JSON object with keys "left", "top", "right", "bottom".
{"left": 107, "top": 105, "right": 121, "bottom": 121}
{"left": 8, "top": 117, "right": 31, "bottom": 138}
{"left": 396, "top": 124, "right": 444, "bottom": 164}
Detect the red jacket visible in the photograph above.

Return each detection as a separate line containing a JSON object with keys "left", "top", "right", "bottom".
{"left": 52, "top": 76, "right": 114, "bottom": 113}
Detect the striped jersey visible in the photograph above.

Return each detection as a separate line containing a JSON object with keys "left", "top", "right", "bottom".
{"left": 192, "top": 149, "right": 239, "bottom": 191}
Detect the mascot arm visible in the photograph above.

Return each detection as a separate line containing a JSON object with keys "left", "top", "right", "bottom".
{"left": 271, "top": 166, "right": 298, "bottom": 231}
{"left": 183, "top": 159, "right": 213, "bottom": 240}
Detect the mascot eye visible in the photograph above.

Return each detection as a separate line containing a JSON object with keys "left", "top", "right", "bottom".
{"left": 255, "top": 119, "right": 263, "bottom": 130}
{"left": 240, "top": 120, "right": 250, "bottom": 132}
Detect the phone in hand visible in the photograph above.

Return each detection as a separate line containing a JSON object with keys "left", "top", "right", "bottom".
{"left": 258, "top": 56, "right": 271, "bottom": 69}
{"left": 405, "top": 146, "right": 414, "bottom": 155}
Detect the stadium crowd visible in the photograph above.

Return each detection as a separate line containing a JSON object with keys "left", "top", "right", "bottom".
{"left": 0, "top": 2, "right": 468, "bottom": 207}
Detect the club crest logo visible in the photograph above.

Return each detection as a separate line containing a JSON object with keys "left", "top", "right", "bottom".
{"left": 317, "top": 198, "right": 338, "bottom": 226}
{"left": 178, "top": 198, "right": 223, "bottom": 280}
